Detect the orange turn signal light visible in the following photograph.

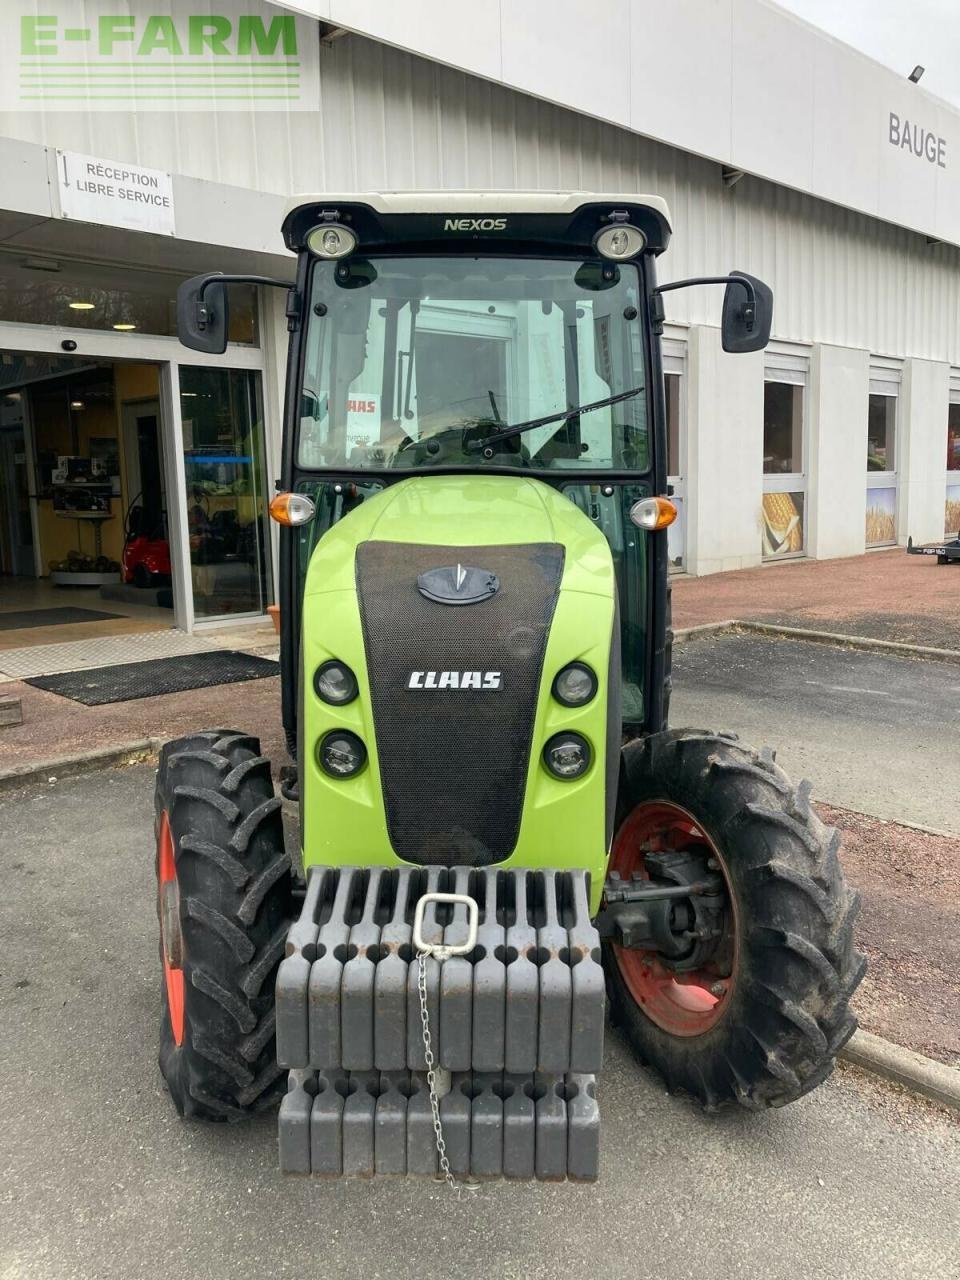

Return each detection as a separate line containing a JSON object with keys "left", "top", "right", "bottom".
{"left": 269, "top": 492, "right": 317, "bottom": 526}
{"left": 628, "top": 496, "right": 678, "bottom": 530}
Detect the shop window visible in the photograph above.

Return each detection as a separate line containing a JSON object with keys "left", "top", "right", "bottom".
{"left": 762, "top": 377, "right": 806, "bottom": 559}
{"left": 0, "top": 253, "right": 257, "bottom": 343}
{"left": 763, "top": 382, "right": 803, "bottom": 474}
{"left": 866, "top": 391, "right": 897, "bottom": 546}
{"left": 947, "top": 401, "right": 960, "bottom": 536}
{"left": 867, "top": 394, "right": 896, "bottom": 472}
{"left": 180, "top": 366, "right": 271, "bottom": 619}
{"left": 664, "top": 369, "right": 685, "bottom": 569}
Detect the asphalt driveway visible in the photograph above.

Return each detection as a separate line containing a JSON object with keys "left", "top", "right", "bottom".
{"left": 672, "top": 632, "right": 960, "bottom": 833}
{"left": 1, "top": 764, "right": 958, "bottom": 1280}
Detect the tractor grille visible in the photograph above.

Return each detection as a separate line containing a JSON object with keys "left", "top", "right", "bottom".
{"left": 355, "top": 540, "right": 565, "bottom": 865}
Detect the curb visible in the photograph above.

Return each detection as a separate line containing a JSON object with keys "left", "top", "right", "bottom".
{"left": 672, "top": 620, "right": 737, "bottom": 645}
{"left": 840, "top": 1029, "right": 960, "bottom": 1112}
{"left": 673, "top": 617, "right": 960, "bottom": 664}
{"left": 0, "top": 738, "right": 161, "bottom": 793}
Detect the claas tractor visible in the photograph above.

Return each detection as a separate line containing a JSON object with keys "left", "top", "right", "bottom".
{"left": 157, "top": 192, "right": 864, "bottom": 1183}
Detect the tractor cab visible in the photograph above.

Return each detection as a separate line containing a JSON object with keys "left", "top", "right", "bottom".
{"left": 178, "top": 192, "right": 770, "bottom": 745}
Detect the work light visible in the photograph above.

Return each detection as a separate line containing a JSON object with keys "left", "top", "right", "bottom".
{"left": 318, "top": 730, "right": 367, "bottom": 778}
{"left": 314, "top": 660, "right": 359, "bottom": 706}
{"left": 306, "top": 223, "right": 358, "bottom": 259}
{"left": 594, "top": 224, "right": 646, "bottom": 260}
{"left": 552, "top": 662, "right": 598, "bottom": 707}
{"left": 543, "top": 732, "right": 591, "bottom": 780}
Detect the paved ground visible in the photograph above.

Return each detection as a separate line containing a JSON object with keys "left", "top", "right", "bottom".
{"left": 818, "top": 804, "right": 960, "bottom": 1067}
{"left": 1, "top": 764, "right": 958, "bottom": 1280}
{"left": 0, "top": 616, "right": 283, "bottom": 775}
{"left": 672, "top": 632, "right": 960, "bottom": 834}
{"left": 672, "top": 548, "right": 959, "bottom": 651}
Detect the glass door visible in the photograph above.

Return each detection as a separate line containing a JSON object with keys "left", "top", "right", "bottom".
{"left": 866, "top": 377, "right": 899, "bottom": 547}
{"left": 179, "top": 367, "right": 271, "bottom": 619}
{"left": 762, "top": 361, "right": 807, "bottom": 560}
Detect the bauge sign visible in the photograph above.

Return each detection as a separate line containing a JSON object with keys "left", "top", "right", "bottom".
{"left": 889, "top": 112, "right": 946, "bottom": 168}
{"left": 57, "top": 151, "right": 176, "bottom": 236}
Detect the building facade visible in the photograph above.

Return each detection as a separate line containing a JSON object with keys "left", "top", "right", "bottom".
{"left": 1, "top": 0, "right": 958, "bottom": 632}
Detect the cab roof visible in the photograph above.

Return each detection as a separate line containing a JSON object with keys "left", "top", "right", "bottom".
{"left": 281, "top": 191, "right": 672, "bottom": 257}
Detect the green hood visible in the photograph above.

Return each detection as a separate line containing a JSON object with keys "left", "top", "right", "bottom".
{"left": 304, "top": 474, "right": 613, "bottom": 598}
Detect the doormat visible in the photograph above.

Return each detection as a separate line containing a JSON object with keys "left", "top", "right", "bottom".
{"left": 0, "top": 607, "right": 122, "bottom": 631}
{"left": 25, "top": 650, "right": 279, "bottom": 706}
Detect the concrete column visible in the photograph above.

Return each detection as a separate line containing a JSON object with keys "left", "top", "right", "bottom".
{"left": 806, "top": 344, "right": 869, "bottom": 560}
{"left": 899, "top": 357, "right": 950, "bottom": 546}
{"left": 685, "top": 324, "right": 764, "bottom": 576}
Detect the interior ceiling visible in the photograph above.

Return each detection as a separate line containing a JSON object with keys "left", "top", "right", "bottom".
{"left": 0, "top": 210, "right": 294, "bottom": 282}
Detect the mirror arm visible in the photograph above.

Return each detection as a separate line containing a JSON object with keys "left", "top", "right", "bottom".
{"left": 193, "top": 272, "right": 297, "bottom": 333}
{"left": 653, "top": 273, "right": 758, "bottom": 331}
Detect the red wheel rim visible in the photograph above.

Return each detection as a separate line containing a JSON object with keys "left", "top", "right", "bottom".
{"left": 157, "top": 810, "right": 185, "bottom": 1047}
{"left": 610, "top": 800, "right": 738, "bottom": 1037}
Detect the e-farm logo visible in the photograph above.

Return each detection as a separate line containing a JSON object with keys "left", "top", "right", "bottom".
{"left": 5, "top": 2, "right": 317, "bottom": 112}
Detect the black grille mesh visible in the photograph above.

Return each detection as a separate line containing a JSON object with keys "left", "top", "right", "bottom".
{"left": 356, "top": 541, "right": 565, "bottom": 865}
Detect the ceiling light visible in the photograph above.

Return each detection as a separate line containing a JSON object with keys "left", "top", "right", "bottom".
{"left": 70, "top": 400, "right": 85, "bottom": 409}
{"left": 69, "top": 301, "right": 95, "bottom": 311}
{"left": 22, "top": 257, "right": 61, "bottom": 272}
{"left": 113, "top": 323, "right": 137, "bottom": 331}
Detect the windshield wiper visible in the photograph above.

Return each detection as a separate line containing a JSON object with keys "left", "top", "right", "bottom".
{"left": 465, "top": 385, "right": 644, "bottom": 455}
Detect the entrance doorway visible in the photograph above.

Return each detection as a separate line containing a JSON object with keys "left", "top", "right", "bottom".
{"left": 0, "top": 355, "right": 175, "bottom": 643}
{"left": 0, "top": 348, "right": 275, "bottom": 649}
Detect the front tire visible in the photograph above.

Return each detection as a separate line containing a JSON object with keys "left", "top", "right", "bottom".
{"left": 605, "top": 729, "right": 866, "bottom": 1109}
{"left": 155, "top": 729, "right": 292, "bottom": 1121}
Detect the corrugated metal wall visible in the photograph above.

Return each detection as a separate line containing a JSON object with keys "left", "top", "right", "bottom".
{"left": 4, "top": 30, "right": 959, "bottom": 362}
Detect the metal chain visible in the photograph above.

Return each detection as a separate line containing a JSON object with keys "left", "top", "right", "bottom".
{"left": 416, "top": 950, "right": 479, "bottom": 1197}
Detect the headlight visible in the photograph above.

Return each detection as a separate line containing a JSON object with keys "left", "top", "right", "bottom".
{"left": 594, "top": 224, "right": 646, "bottom": 260}
{"left": 317, "top": 730, "right": 367, "bottom": 778}
{"left": 314, "top": 660, "right": 359, "bottom": 706}
{"left": 552, "top": 662, "right": 598, "bottom": 707}
{"left": 543, "top": 732, "right": 591, "bottom": 780}
{"left": 305, "top": 223, "right": 357, "bottom": 259}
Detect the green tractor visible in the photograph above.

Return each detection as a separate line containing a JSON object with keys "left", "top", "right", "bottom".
{"left": 156, "top": 193, "right": 864, "bottom": 1181}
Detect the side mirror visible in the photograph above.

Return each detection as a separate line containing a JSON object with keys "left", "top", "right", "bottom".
{"left": 721, "top": 271, "right": 773, "bottom": 353}
{"left": 176, "top": 274, "right": 229, "bottom": 354}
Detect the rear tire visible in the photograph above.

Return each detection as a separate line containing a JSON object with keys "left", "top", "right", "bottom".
{"left": 605, "top": 729, "right": 866, "bottom": 1109}
{"left": 155, "top": 729, "right": 292, "bottom": 1121}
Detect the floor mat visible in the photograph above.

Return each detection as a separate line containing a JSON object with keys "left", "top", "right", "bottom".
{"left": 25, "top": 650, "right": 279, "bottom": 705}
{"left": 0, "top": 607, "right": 122, "bottom": 630}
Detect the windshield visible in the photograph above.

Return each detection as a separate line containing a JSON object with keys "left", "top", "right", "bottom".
{"left": 297, "top": 256, "right": 648, "bottom": 472}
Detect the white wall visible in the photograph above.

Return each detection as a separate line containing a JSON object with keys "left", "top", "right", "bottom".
{"left": 4, "top": 33, "right": 960, "bottom": 365}
{"left": 806, "top": 344, "right": 870, "bottom": 560}
{"left": 899, "top": 357, "right": 951, "bottom": 546}
{"left": 685, "top": 325, "right": 764, "bottom": 576}
{"left": 272, "top": 0, "right": 960, "bottom": 249}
